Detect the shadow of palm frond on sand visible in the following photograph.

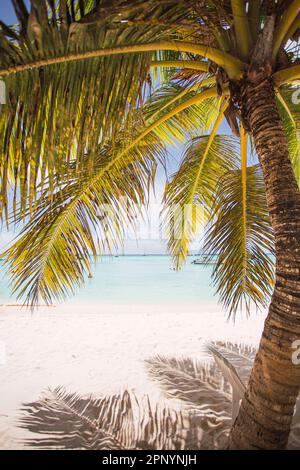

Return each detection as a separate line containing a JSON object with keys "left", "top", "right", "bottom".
{"left": 19, "top": 342, "right": 300, "bottom": 450}
{"left": 145, "top": 341, "right": 257, "bottom": 449}
{"left": 20, "top": 388, "right": 203, "bottom": 450}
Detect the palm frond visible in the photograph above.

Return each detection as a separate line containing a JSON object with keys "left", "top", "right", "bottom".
{"left": 0, "top": 1, "right": 292, "bottom": 315}
{"left": 208, "top": 341, "right": 256, "bottom": 385}
{"left": 206, "top": 343, "right": 245, "bottom": 421}
{"left": 204, "top": 163, "right": 275, "bottom": 316}
{"left": 163, "top": 111, "right": 238, "bottom": 269}
{"left": 3, "top": 86, "right": 219, "bottom": 306}
{"left": 143, "top": 81, "right": 219, "bottom": 145}
{"left": 20, "top": 387, "right": 202, "bottom": 450}
{"left": 0, "top": 0, "right": 198, "bottom": 219}
{"left": 3, "top": 115, "right": 164, "bottom": 305}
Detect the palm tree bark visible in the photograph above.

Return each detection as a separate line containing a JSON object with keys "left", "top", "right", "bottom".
{"left": 229, "top": 77, "right": 300, "bottom": 449}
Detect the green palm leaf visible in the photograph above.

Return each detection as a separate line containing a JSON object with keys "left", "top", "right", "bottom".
{"left": 0, "top": 0, "right": 198, "bottom": 219}
{"left": 163, "top": 104, "right": 238, "bottom": 269}
{"left": 3, "top": 120, "right": 163, "bottom": 305}
{"left": 0, "top": 1, "right": 288, "bottom": 316}
{"left": 3, "top": 86, "right": 218, "bottom": 305}
{"left": 144, "top": 80, "right": 219, "bottom": 144}
{"left": 204, "top": 161, "right": 275, "bottom": 316}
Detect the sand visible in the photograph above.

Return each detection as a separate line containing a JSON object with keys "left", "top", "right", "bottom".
{"left": 0, "top": 302, "right": 266, "bottom": 450}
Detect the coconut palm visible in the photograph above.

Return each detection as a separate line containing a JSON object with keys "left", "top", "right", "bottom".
{"left": 1, "top": 0, "right": 300, "bottom": 449}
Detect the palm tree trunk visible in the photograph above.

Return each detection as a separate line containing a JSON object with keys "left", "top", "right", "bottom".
{"left": 229, "top": 78, "right": 300, "bottom": 449}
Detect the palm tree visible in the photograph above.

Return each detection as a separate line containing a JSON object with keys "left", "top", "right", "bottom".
{"left": 1, "top": 0, "right": 300, "bottom": 449}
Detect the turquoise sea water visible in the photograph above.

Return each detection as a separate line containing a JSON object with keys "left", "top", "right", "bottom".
{"left": 0, "top": 256, "right": 217, "bottom": 305}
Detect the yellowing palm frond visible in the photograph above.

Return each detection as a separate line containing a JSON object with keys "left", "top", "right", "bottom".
{"left": 143, "top": 82, "right": 219, "bottom": 144}
{"left": 0, "top": 0, "right": 199, "bottom": 219}
{"left": 4, "top": 121, "right": 163, "bottom": 305}
{"left": 4, "top": 82, "right": 220, "bottom": 305}
{"left": 163, "top": 104, "right": 238, "bottom": 269}
{"left": 204, "top": 163, "right": 275, "bottom": 317}
{"left": 1, "top": 0, "right": 293, "bottom": 313}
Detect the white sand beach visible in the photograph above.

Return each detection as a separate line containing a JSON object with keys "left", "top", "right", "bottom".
{"left": 0, "top": 302, "right": 266, "bottom": 450}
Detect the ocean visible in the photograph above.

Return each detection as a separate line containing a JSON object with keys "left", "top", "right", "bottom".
{"left": 0, "top": 255, "right": 217, "bottom": 305}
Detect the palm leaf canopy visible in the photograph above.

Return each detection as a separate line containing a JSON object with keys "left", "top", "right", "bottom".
{"left": 1, "top": 1, "right": 300, "bottom": 313}
{"left": 203, "top": 162, "right": 275, "bottom": 316}
{"left": 0, "top": 0, "right": 196, "bottom": 218}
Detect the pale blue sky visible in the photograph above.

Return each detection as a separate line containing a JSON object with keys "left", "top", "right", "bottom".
{"left": 1, "top": 0, "right": 30, "bottom": 23}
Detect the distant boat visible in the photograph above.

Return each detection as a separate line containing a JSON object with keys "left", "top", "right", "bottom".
{"left": 191, "top": 255, "right": 216, "bottom": 265}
